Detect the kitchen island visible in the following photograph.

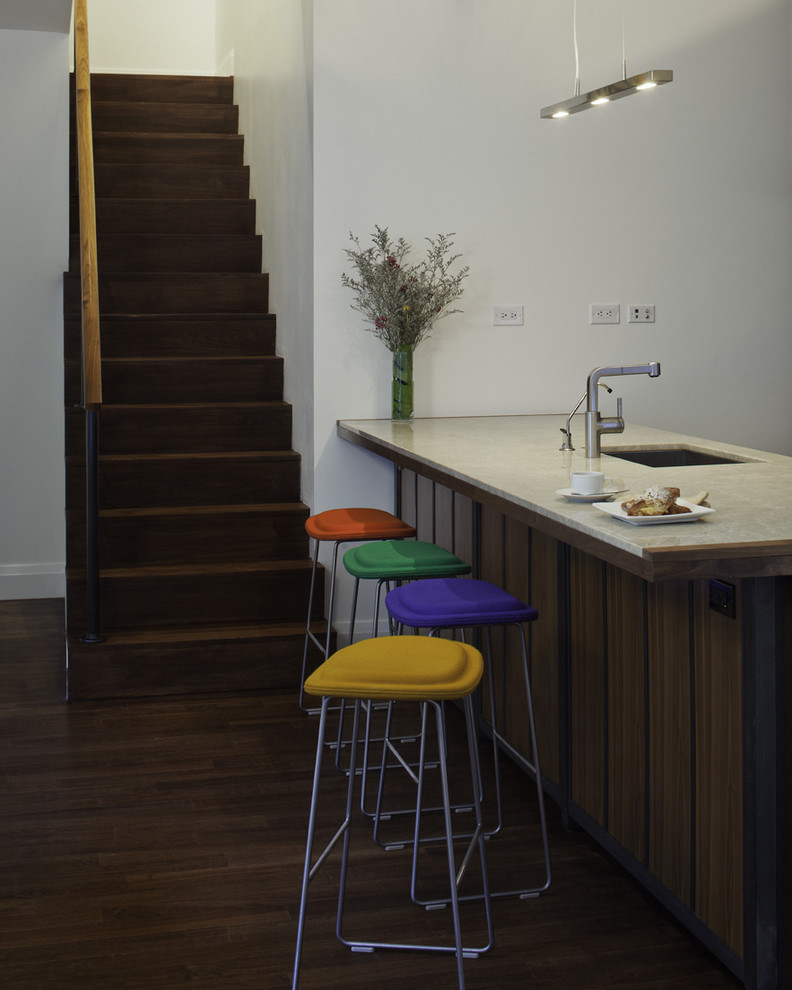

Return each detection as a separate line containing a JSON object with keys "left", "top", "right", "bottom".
{"left": 337, "top": 415, "right": 791, "bottom": 990}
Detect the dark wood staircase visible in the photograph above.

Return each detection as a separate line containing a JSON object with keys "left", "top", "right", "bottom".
{"left": 64, "top": 74, "right": 323, "bottom": 700}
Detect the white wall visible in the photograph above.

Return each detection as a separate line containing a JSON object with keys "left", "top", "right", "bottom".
{"left": 313, "top": 0, "right": 792, "bottom": 446}
{"left": 0, "top": 28, "right": 70, "bottom": 599}
{"left": 86, "top": 0, "right": 216, "bottom": 74}
{"left": 215, "top": 0, "right": 315, "bottom": 505}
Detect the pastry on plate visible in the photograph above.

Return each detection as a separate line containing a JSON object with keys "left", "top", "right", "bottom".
{"left": 620, "top": 485, "right": 690, "bottom": 517}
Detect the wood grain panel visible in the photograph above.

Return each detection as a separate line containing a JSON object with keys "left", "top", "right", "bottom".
{"left": 527, "top": 528, "right": 560, "bottom": 786}
{"left": 647, "top": 580, "right": 693, "bottom": 905}
{"left": 694, "top": 580, "right": 743, "bottom": 955}
{"left": 569, "top": 548, "right": 606, "bottom": 824}
{"left": 479, "top": 505, "right": 505, "bottom": 720}
{"left": 480, "top": 504, "right": 504, "bottom": 586}
{"left": 502, "top": 516, "right": 533, "bottom": 760}
{"left": 416, "top": 474, "right": 435, "bottom": 542}
{"left": 453, "top": 493, "right": 474, "bottom": 567}
{"left": 606, "top": 565, "right": 646, "bottom": 860}
{"left": 433, "top": 484, "right": 455, "bottom": 552}
{"left": 399, "top": 468, "right": 417, "bottom": 528}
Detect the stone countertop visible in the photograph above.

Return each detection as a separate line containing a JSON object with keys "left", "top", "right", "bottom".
{"left": 337, "top": 415, "right": 792, "bottom": 580}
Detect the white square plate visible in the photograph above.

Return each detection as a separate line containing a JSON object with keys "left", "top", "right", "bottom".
{"left": 593, "top": 497, "right": 715, "bottom": 526}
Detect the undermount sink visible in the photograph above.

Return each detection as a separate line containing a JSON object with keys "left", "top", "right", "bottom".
{"left": 603, "top": 446, "right": 750, "bottom": 468}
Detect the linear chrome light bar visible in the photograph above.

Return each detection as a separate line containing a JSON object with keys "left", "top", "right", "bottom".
{"left": 540, "top": 69, "right": 673, "bottom": 119}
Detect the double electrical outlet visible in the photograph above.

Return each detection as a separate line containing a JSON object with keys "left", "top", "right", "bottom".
{"left": 590, "top": 304, "right": 655, "bottom": 325}
{"left": 493, "top": 306, "right": 524, "bottom": 326}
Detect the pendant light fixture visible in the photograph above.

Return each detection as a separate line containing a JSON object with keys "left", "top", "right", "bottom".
{"left": 540, "top": 1, "right": 672, "bottom": 119}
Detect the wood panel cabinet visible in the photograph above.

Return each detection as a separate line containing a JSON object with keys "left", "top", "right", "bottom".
{"left": 397, "top": 467, "right": 754, "bottom": 978}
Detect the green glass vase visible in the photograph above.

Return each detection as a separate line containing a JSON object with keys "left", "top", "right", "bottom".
{"left": 391, "top": 345, "right": 414, "bottom": 420}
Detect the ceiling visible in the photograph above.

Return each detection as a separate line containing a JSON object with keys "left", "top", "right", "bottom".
{"left": 0, "top": 0, "right": 72, "bottom": 33}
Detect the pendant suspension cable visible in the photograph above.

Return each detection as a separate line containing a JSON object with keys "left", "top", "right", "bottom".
{"left": 573, "top": 0, "right": 580, "bottom": 96}
{"left": 621, "top": 4, "right": 627, "bottom": 80}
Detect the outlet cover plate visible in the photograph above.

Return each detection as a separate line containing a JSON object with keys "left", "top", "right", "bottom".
{"left": 493, "top": 306, "right": 524, "bottom": 326}
{"left": 629, "top": 305, "right": 656, "bottom": 323}
{"left": 590, "top": 304, "right": 620, "bottom": 325}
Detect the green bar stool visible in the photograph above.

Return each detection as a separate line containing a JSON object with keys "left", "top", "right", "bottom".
{"left": 292, "top": 635, "right": 493, "bottom": 990}
{"left": 338, "top": 539, "right": 471, "bottom": 781}
{"left": 299, "top": 508, "right": 416, "bottom": 711}
{"left": 343, "top": 539, "right": 471, "bottom": 641}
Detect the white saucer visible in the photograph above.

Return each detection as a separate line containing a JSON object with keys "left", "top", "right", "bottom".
{"left": 556, "top": 487, "right": 627, "bottom": 503}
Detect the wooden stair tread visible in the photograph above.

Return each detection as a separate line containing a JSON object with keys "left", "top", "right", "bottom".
{"left": 96, "top": 502, "right": 308, "bottom": 519}
{"left": 102, "top": 354, "right": 283, "bottom": 367}
{"left": 71, "top": 560, "right": 313, "bottom": 579}
{"left": 99, "top": 400, "right": 289, "bottom": 410}
{"left": 90, "top": 130, "right": 243, "bottom": 140}
{"left": 67, "top": 621, "right": 310, "bottom": 646}
{"left": 67, "top": 449, "right": 300, "bottom": 463}
{"left": 75, "top": 73, "right": 234, "bottom": 104}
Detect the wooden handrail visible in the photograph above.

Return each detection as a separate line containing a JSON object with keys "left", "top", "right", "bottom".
{"left": 74, "top": 0, "right": 102, "bottom": 409}
{"left": 73, "top": 0, "right": 105, "bottom": 644}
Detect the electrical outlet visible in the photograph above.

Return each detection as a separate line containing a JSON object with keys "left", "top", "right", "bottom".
{"left": 629, "top": 305, "right": 655, "bottom": 323}
{"left": 590, "top": 304, "right": 620, "bottom": 325}
{"left": 493, "top": 306, "right": 524, "bottom": 326}
{"left": 709, "top": 579, "right": 736, "bottom": 618}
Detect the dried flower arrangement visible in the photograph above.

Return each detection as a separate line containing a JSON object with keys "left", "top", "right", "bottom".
{"left": 341, "top": 226, "right": 469, "bottom": 351}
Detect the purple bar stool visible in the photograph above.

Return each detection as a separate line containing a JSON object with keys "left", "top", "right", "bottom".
{"left": 383, "top": 576, "right": 551, "bottom": 904}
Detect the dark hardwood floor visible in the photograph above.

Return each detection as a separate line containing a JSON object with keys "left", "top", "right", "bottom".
{"left": 0, "top": 599, "right": 742, "bottom": 989}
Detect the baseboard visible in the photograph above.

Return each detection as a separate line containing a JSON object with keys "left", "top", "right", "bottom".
{"left": 0, "top": 565, "right": 66, "bottom": 601}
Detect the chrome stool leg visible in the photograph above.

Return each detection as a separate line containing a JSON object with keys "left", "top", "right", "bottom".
{"left": 412, "top": 623, "right": 551, "bottom": 906}
{"left": 293, "top": 688, "right": 492, "bottom": 988}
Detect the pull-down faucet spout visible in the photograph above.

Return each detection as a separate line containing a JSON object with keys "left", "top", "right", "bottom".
{"left": 584, "top": 362, "right": 661, "bottom": 458}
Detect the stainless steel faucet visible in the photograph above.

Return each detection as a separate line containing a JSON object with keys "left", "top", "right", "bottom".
{"left": 584, "top": 362, "right": 661, "bottom": 457}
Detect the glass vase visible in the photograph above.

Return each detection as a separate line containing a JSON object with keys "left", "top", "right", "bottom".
{"left": 391, "top": 345, "right": 414, "bottom": 420}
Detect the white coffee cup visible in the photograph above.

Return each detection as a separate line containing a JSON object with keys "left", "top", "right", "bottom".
{"left": 570, "top": 471, "right": 612, "bottom": 496}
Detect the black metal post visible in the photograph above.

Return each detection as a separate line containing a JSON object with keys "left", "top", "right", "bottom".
{"left": 80, "top": 409, "right": 105, "bottom": 644}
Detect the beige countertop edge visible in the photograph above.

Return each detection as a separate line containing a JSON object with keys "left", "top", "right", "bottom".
{"left": 337, "top": 416, "right": 792, "bottom": 580}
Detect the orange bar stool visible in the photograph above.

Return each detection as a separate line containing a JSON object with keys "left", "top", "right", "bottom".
{"left": 299, "top": 507, "right": 416, "bottom": 711}
{"left": 292, "top": 635, "right": 493, "bottom": 990}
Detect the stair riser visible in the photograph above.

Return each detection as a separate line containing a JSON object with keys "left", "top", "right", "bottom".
{"left": 74, "top": 164, "right": 250, "bottom": 200}
{"left": 64, "top": 274, "right": 269, "bottom": 315}
{"left": 65, "top": 357, "right": 283, "bottom": 405}
{"left": 67, "top": 509, "right": 310, "bottom": 568}
{"left": 65, "top": 630, "right": 322, "bottom": 700}
{"left": 84, "top": 104, "right": 239, "bottom": 134}
{"left": 71, "top": 200, "right": 257, "bottom": 237}
{"left": 64, "top": 317, "right": 276, "bottom": 360}
{"left": 66, "top": 404, "right": 292, "bottom": 455}
{"left": 75, "top": 73, "right": 235, "bottom": 105}
{"left": 65, "top": 454, "right": 301, "bottom": 509}
{"left": 67, "top": 568, "right": 314, "bottom": 628}
{"left": 68, "top": 235, "right": 263, "bottom": 274}
{"left": 73, "top": 133, "right": 245, "bottom": 166}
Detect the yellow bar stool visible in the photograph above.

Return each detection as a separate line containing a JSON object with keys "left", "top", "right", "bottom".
{"left": 299, "top": 507, "right": 416, "bottom": 711}
{"left": 292, "top": 635, "right": 493, "bottom": 990}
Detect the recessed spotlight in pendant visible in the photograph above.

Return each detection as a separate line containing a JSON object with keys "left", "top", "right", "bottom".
{"left": 590, "top": 97, "right": 610, "bottom": 106}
